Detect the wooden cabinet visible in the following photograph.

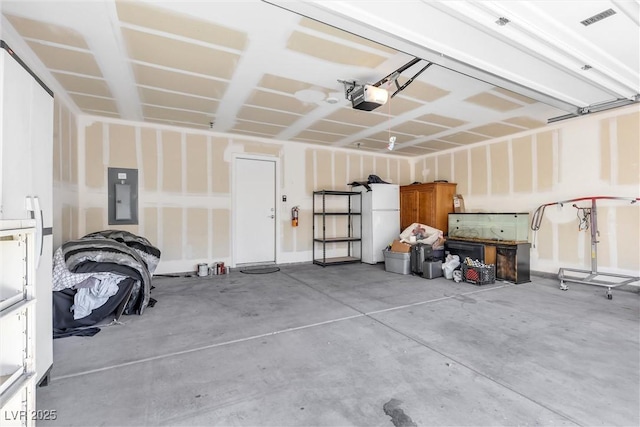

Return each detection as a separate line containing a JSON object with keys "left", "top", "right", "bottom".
{"left": 400, "top": 183, "right": 457, "bottom": 234}
{"left": 495, "top": 243, "right": 531, "bottom": 284}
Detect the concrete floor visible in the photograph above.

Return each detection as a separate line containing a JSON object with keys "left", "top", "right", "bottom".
{"left": 37, "top": 263, "right": 639, "bottom": 426}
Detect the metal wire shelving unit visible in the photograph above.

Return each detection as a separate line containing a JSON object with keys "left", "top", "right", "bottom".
{"left": 312, "top": 190, "right": 362, "bottom": 266}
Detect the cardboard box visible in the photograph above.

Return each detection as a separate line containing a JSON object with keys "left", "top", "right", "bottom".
{"left": 390, "top": 239, "right": 411, "bottom": 253}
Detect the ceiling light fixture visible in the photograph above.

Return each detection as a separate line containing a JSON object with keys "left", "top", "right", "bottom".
{"left": 495, "top": 17, "right": 510, "bottom": 26}
{"left": 294, "top": 89, "right": 326, "bottom": 103}
{"left": 387, "top": 136, "right": 396, "bottom": 151}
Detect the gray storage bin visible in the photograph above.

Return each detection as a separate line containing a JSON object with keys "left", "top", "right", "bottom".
{"left": 383, "top": 249, "right": 411, "bottom": 275}
{"left": 422, "top": 260, "right": 443, "bottom": 279}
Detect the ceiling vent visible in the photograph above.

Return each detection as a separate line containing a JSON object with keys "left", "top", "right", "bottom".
{"left": 580, "top": 8, "right": 616, "bottom": 26}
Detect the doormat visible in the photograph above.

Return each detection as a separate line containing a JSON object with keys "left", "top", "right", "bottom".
{"left": 240, "top": 267, "right": 281, "bottom": 274}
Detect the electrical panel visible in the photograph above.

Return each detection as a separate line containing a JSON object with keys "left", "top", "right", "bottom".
{"left": 108, "top": 168, "right": 138, "bottom": 225}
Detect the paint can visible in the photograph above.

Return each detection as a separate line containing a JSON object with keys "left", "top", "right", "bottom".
{"left": 197, "top": 263, "right": 208, "bottom": 277}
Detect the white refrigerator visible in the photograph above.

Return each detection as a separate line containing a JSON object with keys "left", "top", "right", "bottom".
{"left": 353, "top": 183, "right": 400, "bottom": 264}
{"left": 0, "top": 42, "right": 54, "bottom": 385}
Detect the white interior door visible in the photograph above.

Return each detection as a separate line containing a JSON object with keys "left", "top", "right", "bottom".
{"left": 234, "top": 157, "right": 276, "bottom": 265}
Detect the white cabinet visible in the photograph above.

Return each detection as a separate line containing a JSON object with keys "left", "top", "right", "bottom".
{"left": 0, "top": 223, "right": 36, "bottom": 427}
{"left": 0, "top": 376, "right": 36, "bottom": 427}
{"left": 0, "top": 41, "right": 54, "bottom": 388}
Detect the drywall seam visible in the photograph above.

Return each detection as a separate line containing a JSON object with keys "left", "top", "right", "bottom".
{"left": 180, "top": 131, "right": 187, "bottom": 194}
{"left": 75, "top": 123, "right": 87, "bottom": 236}
{"left": 409, "top": 158, "right": 415, "bottom": 183}
{"left": 208, "top": 207, "right": 214, "bottom": 261}
{"left": 274, "top": 156, "right": 282, "bottom": 266}
{"left": 434, "top": 154, "right": 438, "bottom": 179}
{"left": 331, "top": 151, "right": 336, "bottom": 237}
{"left": 346, "top": 154, "right": 351, "bottom": 186}
{"left": 507, "top": 139, "right": 514, "bottom": 195}
{"left": 608, "top": 207, "right": 618, "bottom": 269}
{"left": 57, "top": 105, "right": 64, "bottom": 184}
{"left": 207, "top": 136, "right": 213, "bottom": 196}
{"left": 386, "top": 157, "right": 391, "bottom": 182}
{"left": 608, "top": 117, "right": 619, "bottom": 268}
{"left": 70, "top": 113, "right": 77, "bottom": 185}
{"left": 102, "top": 122, "right": 110, "bottom": 168}
{"left": 94, "top": 123, "right": 108, "bottom": 233}
{"left": 71, "top": 108, "right": 86, "bottom": 243}
{"left": 466, "top": 150, "right": 471, "bottom": 196}
{"left": 76, "top": 118, "right": 86, "bottom": 239}
{"left": 552, "top": 130, "right": 559, "bottom": 187}
{"left": 181, "top": 132, "right": 187, "bottom": 261}
{"left": 531, "top": 134, "right": 538, "bottom": 193}
{"left": 609, "top": 118, "right": 618, "bottom": 186}
{"left": 156, "top": 129, "right": 163, "bottom": 253}
{"left": 392, "top": 158, "right": 396, "bottom": 183}
{"left": 313, "top": 150, "right": 318, "bottom": 191}
{"left": 552, "top": 220, "right": 559, "bottom": 266}
{"left": 450, "top": 152, "right": 454, "bottom": 184}
{"left": 207, "top": 136, "right": 213, "bottom": 261}
{"left": 135, "top": 126, "right": 143, "bottom": 235}
{"left": 485, "top": 146, "right": 491, "bottom": 197}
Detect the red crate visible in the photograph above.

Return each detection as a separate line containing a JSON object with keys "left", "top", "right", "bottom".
{"left": 461, "top": 263, "right": 495, "bottom": 285}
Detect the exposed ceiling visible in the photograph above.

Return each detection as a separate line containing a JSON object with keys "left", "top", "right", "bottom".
{"left": 1, "top": 1, "right": 638, "bottom": 157}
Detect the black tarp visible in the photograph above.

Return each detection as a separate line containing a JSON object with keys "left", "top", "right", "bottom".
{"left": 52, "top": 278, "right": 136, "bottom": 338}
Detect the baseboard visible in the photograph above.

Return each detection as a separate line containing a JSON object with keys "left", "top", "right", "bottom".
{"left": 153, "top": 260, "right": 315, "bottom": 278}
{"left": 530, "top": 270, "right": 559, "bottom": 280}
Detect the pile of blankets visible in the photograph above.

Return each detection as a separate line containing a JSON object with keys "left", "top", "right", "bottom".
{"left": 52, "top": 230, "right": 161, "bottom": 327}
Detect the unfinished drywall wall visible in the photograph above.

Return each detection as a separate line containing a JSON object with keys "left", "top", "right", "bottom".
{"left": 71, "top": 117, "right": 413, "bottom": 273}
{"left": 52, "top": 99, "right": 79, "bottom": 250}
{"left": 298, "top": 146, "right": 412, "bottom": 261}
{"left": 415, "top": 104, "right": 640, "bottom": 277}
{"left": 64, "top": 105, "right": 637, "bottom": 276}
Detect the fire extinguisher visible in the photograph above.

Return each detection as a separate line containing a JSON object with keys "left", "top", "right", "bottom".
{"left": 291, "top": 206, "right": 299, "bottom": 227}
